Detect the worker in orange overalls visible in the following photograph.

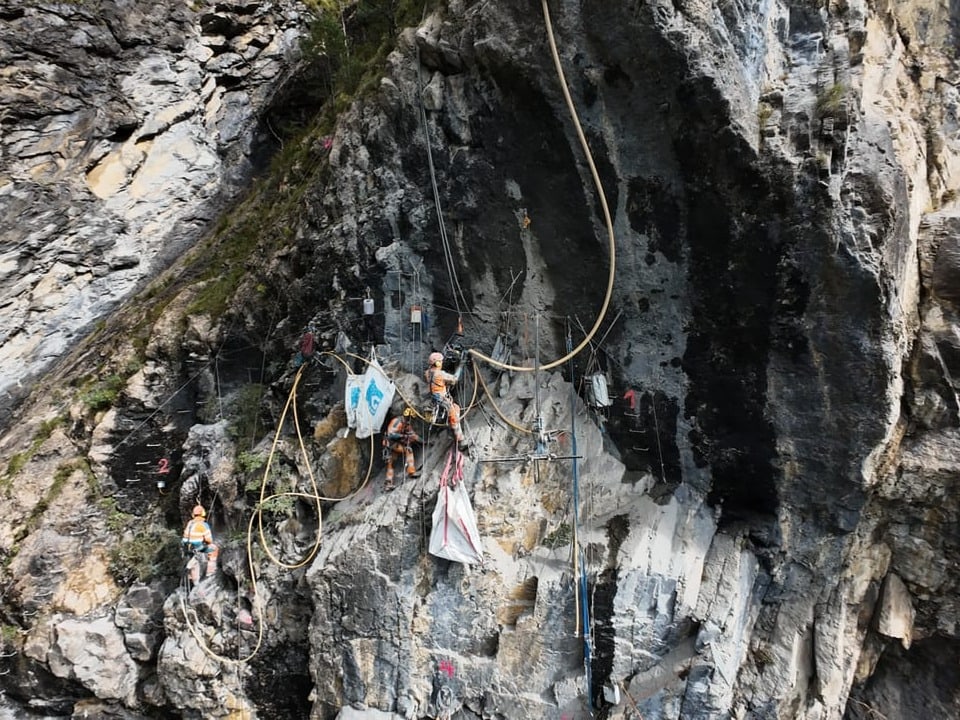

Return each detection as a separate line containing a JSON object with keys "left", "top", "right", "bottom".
{"left": 425, "top": 351, "right": 464, "bottom": 443}
{"left": 181, "top": 504, "right": 218, "bottom": 584}
{"left": 383, "top": 408, "right": 420, "bottom": 490}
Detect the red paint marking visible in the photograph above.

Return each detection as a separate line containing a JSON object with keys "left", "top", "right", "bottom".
{"left": 438, "top": 660, "right": 455, "bottom": 677}
{"left": 157, "top": 458, "right": 170, "bottom": 474}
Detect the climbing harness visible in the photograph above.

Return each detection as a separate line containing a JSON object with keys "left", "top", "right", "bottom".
{"left": 171, "top": 0, "right": 615, "bottom": 681}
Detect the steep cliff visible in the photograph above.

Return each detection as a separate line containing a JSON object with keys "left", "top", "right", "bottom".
{"left": 0, "top": 0, "right": 310, "bottom": 415}
{"left": 1, "top": 0, "right": 960, "bottom": 719}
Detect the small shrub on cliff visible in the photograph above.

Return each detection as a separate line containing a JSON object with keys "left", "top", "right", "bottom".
{"left": 237, "top": 450, "right": 266, "bottom": 473}
{"left": 2, "top": 416, "right": 64, "bottom": 488}
{"left": 0, "top": 624, "right": 19, "bottom": 650}
{"left": 100, "top": 497, "right": 130, "bottom": 534}
{"left": 815, "top": 82, "right": 846, "bottom": 117}
{"left": 302, "top": 0, "right": 441, "bottom": 110}
{"left": 259, "top": 494, "right": 298, "bottom": 518}
{"left": 229, "top": 384, "right": 267, "bottom": 448}
{"left": 81, "top": 373, "right": 126, "bottom": 411}
{"left": 109, "top": 527, "right": 182, "bottom": 585}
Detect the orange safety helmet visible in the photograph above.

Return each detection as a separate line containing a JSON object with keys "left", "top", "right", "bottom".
{"left": 192, "top": 505, "right": 206, "bottom": 518}
{"left": 428, "top": 352, "right": 444, "bottom": 367}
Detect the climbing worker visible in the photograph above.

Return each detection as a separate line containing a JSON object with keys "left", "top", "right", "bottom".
{"left": 382, "top": 408, "right": 421, "bottom": 490}
{"left": 293, "top": 326, "right": 316, "bottom": 368}
{"left": 181, "top": 505, "right": 219, "bottom": 585}
{"left": 425, "top": 351, "right": 464, "bottom": 444}
{"left": 300, "top": 328, "right": 316, "bottom": 361}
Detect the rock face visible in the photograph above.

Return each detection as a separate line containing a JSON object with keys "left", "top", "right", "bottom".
{"left": 2, "top": 0, "right": 960, "bottom": 719}
{"left": 0, "top": 0, "right": 307, "bottom": 415}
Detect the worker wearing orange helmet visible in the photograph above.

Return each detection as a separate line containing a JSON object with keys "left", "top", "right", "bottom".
{"left": 425, "top": 351, "right": 464, "bottom": 443}
{"left": 382, "top": 408, "right": 420, "bottom": 490}
{"left": 181, "top": 504, "right": 218, "bottom": 584}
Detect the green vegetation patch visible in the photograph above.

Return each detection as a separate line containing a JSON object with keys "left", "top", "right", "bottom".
{"left": 259, "top": 493, "right": 298, "bottom": 518}
{"left": 99, "top": 497, "right": 131, "bottom": 534}
{"left": 183, "top": 142, "right": 323, "bottom": 319}
{"left": 80, "top": 373, "right": 127, "bottom": 412}
{"left": 541, "top": 522, "right": 572, "bottom": 548}
{"left": 237, "top": 450, "right": 267, "bottom": 473}
{"left": 815, "top": 82, "right": 846, "bottom": 117}
{"left": 2, "top": 415, "right": 65, "bottom": 487}
{"left": 109, "top": 526, "right": 182, "bottom": 586}
{"left": 230, "top": 383, "right": 267, "bottom": 448}
{"left": 0, "top": 624, "right": 20, "bottom": 649}
{"left": 75, "top": 356, "right": 143, "bottom": 415}
{"left": 27, "top": 459, "right": 91, "bottom": 525}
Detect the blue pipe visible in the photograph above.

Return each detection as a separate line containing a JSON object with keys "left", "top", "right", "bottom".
{"left": 566, "top": 328, "right": 593, "bottom": 713}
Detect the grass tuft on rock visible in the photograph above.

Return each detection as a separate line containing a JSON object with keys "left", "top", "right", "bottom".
{"left": 109, "top": 526, "right": 182, "bottom": 586}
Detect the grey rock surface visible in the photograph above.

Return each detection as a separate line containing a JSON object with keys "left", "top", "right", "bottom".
{"left": 0, "top": 0, "right": 307, "bottom": 415}
{"left": 2, "top": 0, "right": 960, "bottom": 719}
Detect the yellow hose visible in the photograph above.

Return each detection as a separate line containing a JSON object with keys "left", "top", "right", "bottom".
{"left": 468, "top": 0, "right": 617, "bottom": 374}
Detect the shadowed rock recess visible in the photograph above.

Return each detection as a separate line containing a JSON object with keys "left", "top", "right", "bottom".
{"left": 1, "top": 0, "right": 960, "bottom": 718}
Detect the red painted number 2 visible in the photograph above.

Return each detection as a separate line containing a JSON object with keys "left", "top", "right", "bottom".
{"left": 157, "top": 458, "right": 170, "bottom": 475}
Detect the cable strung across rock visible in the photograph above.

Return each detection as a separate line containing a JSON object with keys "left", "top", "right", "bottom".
{"left": 468, "top": 0, "right": 617, "bottom": 373}
{"left": 182, "top": 0, "right": 615, "bottom": 668}
{"left": 415, "top": 45, "right": 472, "bottom": 326}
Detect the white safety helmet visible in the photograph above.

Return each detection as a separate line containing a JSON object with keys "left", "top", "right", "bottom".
{"left": 428, "top": 352, "right": 444, "bottom": 367}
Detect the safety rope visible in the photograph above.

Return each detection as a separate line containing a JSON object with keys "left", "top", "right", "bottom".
{"left": 415, "top": 46, "right": 472, "bottom": 325}
{"left": 175, "top": 42, "right": 623, "bottom": 652}
{"left": 467, "top": 0, "right": 617, "bottom": 374}
{"left": 438, "top": 446, "right": 464, "bottom": 488}
{"left": 458, "top": 359, "right": 481, "bottom": 415}
{"left": 474, "top": 364, "right": 534, "bottom": 435}
{"left": 254, "top": 366, "right": 322, "bottom": 569}
{"left": 255, "top": 363, "right": 379, "bottom": 568}
{"left": 341, "top": 350, "right": 466, "bottom": 429}
{"left": 181, "top": 360, "right": 379, "bottom": 665}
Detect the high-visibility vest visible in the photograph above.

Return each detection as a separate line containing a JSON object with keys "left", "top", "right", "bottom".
{"left": 384, "top": 417, "right": 415, "bottom": 445}
{"left": 386, "top": 416, "right": 404, "bottom": 438}
{"left": 183, "top": 519, "right": 211, "bottom": 546}
{"left": 426, "top": 368, "right": 446, "bottom": 396}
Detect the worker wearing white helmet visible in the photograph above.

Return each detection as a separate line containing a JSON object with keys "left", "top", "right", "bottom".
{"left": 425, "top": 351, "right": 464, "bottom": 443}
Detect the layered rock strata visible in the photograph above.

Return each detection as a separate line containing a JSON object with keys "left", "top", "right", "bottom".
{"left": 1, "top": 1, "right": 960, "bottom": 719}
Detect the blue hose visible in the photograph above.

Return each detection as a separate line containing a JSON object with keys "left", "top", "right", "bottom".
{"left": 567, "top": 328, "right": 593, "bottom": 713}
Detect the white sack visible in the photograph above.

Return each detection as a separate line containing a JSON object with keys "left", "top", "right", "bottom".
{"left": 429, "top": 481, "right": 483, "bottom": 565}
